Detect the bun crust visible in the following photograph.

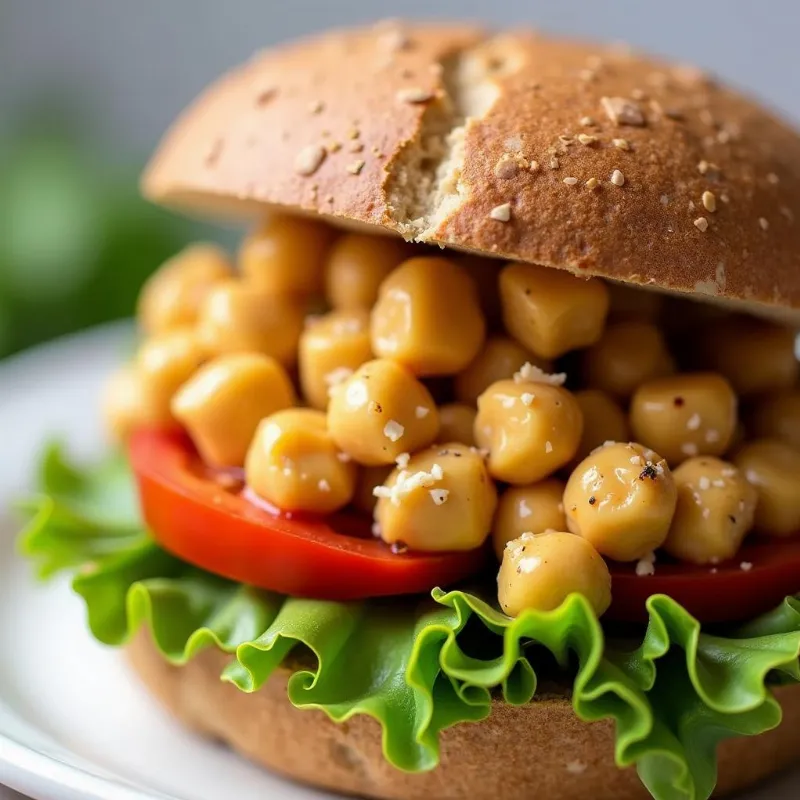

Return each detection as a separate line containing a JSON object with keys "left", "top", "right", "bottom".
{"left": 143, "top": 21, "right": 800, "bottom": 319}
{"left": 128, "top": 631, "right": 800, "bottom": 800}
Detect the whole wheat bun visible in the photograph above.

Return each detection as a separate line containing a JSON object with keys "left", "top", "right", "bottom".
{"left": 128, "top": 631, "right": 800, "bottom": 800}
{"left": 143, "top": 20, "right": 800, "bottom": 321}
{"left": 137, "top": 19, "right": 800, "bottom": 798}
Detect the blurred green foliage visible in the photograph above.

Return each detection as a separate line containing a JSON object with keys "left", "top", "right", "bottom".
{"left": 0, "top": 113, "right": 201, "bottom": 358}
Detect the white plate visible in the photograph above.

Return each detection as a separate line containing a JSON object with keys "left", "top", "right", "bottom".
{"left": 0, "top": 324, "right": 797, "bottom": 800}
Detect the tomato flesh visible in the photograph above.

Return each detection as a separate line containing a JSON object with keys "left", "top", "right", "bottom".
{"left": 129, "top": 429, "right": 487, "bottom": 600}
{"left": 607, "top": 538, "right": 800, "bottom": 623}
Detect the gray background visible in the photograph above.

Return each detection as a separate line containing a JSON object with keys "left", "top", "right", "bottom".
{"left": 2, "top": 0, "right": 800, "bottom": 164}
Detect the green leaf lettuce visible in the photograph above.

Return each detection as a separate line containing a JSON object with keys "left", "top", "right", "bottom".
{"left": 17, "top": 445, "right": 800, "bottom": 800}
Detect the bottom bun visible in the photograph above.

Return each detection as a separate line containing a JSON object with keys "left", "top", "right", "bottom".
{"left": 127, "top": 631, "right": 800, "bottom": 800}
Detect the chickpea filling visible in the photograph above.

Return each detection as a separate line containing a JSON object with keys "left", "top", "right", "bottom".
{"left": 105, "top": 214, "right": 800, "bottom": 619}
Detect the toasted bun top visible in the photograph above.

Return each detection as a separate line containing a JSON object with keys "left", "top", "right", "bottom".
{"left": 143, "top": 20, "right": 800, "bottom": 319}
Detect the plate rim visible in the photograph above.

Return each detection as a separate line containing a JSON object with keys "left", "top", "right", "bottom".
{"left": 0, "top": 319, "right": 132, "bottom": 381}
{"left": 0, "top": 725, "right": 179, "bottom": 800}
{"left": 0, "top": 321, "right": 177, "bottom": 800}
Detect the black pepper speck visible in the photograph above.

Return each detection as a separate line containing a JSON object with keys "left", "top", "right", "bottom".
{"left": 639, "top": 464, "right": 659, "bottom": 480}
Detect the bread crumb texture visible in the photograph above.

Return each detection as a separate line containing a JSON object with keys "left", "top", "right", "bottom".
{"left": 143, "top": 20, "right": 800, "bottom": 318}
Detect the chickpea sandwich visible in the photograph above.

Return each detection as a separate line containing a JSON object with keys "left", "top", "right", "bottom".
{"left": 25, "top": 20, "right": 800, "bottom": 800}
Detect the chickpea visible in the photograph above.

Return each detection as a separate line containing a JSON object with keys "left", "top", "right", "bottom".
{"left": 572, "top": 390, "right": 629, "bottom": 465}
{"left": 239, "top": 215, "right": 335, "bottom": 297}
{"left": 702, "top": 317, "right": 798, "bottom": 396}
{"left": 734, "top": 439, "right": 800, "bottom": 537}
{"left": 607, "top": 282, "right": 663, "bottom": 322}
{"left": 136, "top": 329, "right": 207, "bottom": 424}
{"left": 102, "top": 365, "right": 161, "bottom": 442}
{"left": 171, "top": 353, "right": 295, "bottom": 467}
{"left": 327, "top": 359, "right": 440, "bottom": 465}
{"left": 374, "top": 444, "right": 497, "bottom": 552}
{"left": 491, "top": 479, "right": 566, "bottom": 561}
{"left": 498, "top": 532, "right": 611, "bottom": 617}
{"left": 245, "top": 409, "right": 356, "bottom": 513}
{"left": 371, "top": 256, "right": 486, "bottom": 376}
{"left": 137, "top": 243, "right": 232, "bottom": 335}
{"left": 564, "top": 442, "right": 677, "bottom": 562}
{"left": 474, "top": 379, "right": 583, "bottom": 484}
{"left": 582, "top": 321, "right": 674, "bottom": 400}
{"left": 750, "top": 390, "right": 800, "bottom": 450}
{"left": 664, "top": 457, "right": 757, "bottom": 565}
{"left": 197, "top": 280, "right": 305, "bottom": 367}
{"left": 324, "top": 234, "right": 409, "bottom": 310}
{"left": 437, "top": 403, "right": 477, "bottom": 446}
{"left": 629, "top": 373, "right": 737, "bottom": 465}
{"left": 352, "top": 465, "right": 393, "bottom": 515}
{"left": 499, "top": 263, "right": 610, "bottom": 359}
{"left": 298, "top": 310, "right": 373, "bottom": 409}
{"left": 455, "top": 337, "right": 550, "bottom": 406}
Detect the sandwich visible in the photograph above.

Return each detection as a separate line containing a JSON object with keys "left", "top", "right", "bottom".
{"left": 19, "top": 20, "right": 800, "bottom": 800}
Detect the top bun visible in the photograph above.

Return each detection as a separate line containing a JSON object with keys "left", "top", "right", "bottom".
{"left": 143, "top": 20, "right": 800, "bottom": 320}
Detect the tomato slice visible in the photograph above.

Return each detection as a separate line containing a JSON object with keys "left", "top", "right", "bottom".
{"left": 608, "top": 538, "right": 800, "bottom": 623}
{"left": 128, "top": 429, "right": 798, "bottom": 618}
{"left": 128, "top": 429, "right": 487, "bottom": 600}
